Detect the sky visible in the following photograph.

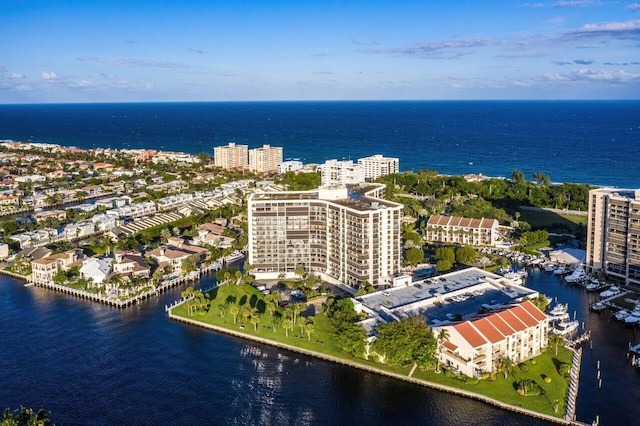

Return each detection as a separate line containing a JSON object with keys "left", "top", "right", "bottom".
{"left": 1, "top": 0, "right": 639, "bottom": 103}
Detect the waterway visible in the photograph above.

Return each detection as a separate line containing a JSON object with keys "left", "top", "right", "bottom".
{"left": 0, "top": 267, "right": 636, "bottom": 425}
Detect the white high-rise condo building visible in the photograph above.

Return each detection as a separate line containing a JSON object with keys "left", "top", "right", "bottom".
{"left": 358, "top": 154, "right": 399, "bottom": 180}
{"left": 249, "top": 144, "right": 284, "bottom": 173}
{"left": 320, "top": 159, "right": 364, "bottom": 186}
{"left": 586, "top": 188, "right": 640, "bottom": 285}
{"left": 248, "top": 184, "right": 403, "bottom": 290}
{"left": 213, "top": 142, "right": 249, "bottom": 170}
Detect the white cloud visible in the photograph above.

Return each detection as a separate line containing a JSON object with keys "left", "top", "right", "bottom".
{"left": 41, "top": 72, "right": 62, "bottom": 80}
{"left": 567, "top": 19, "right": 640, "bottom": 38}
{"left": 10, "top": 72, "right": 25, "bottom": 79}
{"left": 365, "top": 38, "right": 497, "bottom": 59}
{"left": 628, "top": 3, "right": 640, "bottom": 10}
{"left": 542, "top": 68, "right": 640, "bottom": 82}
{"left": 554, "top": 0, "right": 602, "bottom": 7}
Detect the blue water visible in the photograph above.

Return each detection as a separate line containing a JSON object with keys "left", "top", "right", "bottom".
{"left": 0, "top": 101, "right": 638, "bottom": 188}
{"left": 0, "top": 275, "right": 539, "bottom": 426}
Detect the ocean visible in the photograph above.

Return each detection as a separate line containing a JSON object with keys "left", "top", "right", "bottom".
{"left": 0, "top": 101, "right": 638, "bottom": 188}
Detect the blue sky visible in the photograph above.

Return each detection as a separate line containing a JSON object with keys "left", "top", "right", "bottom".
{"left": 1, "top": 0, "right": 639, "bottom": 102}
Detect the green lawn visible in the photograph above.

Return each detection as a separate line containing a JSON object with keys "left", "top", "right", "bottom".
{"left": 172, "top": 283, "right": 571, "bottom": 418}
{"left": 412, "top": 347, "right": 573, "bottom": 417}
{"left": 519, "top": 210, "right": 587, "bottom": 231}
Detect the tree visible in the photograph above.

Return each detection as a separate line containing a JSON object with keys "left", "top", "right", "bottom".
{"left": 271, "top": 315, "right": 282, "bottom": 333}
{"left": 371, "top": 316, "right": 437, "bottom": 369}
{"left": 240, "top": 305, "right": 252, "bottom": 324}
{"left": 291, "top": 302, "right": 304, "bottom": 325}
{"left": 455, "top": 246, "right": 477, "bottom": 265}
{"left": 229, "top": 304, "right": 240, "bottom": 324}
{"left": 196, "top": 151, "right": 210, "bottom": 166}
{"left": 305, "top": 322, "right": 315, "bottom": 341}
{"left": 218, "top": 303, "right": 227, "bottom": 318}
{"left": 532, "top": 172, "right": 551, "bottom": 186}
{"left": 405, "top": 247, "right": 424, "bottom": 266}
{"left": 549, "top": 333, "right": 564, "bottom": 356}
{"left": 250, "top": 310, "right": 261, "bottom": 332}
{"left": 497, "top": 357, "right": 516, "bottom": 379}
{"left": 435, "top": 328, "right": 450, "bottom": 373}
{"left": 52, "top": 269, "right": 67, "bottom": 285}
{"left": 181, "top": 254, "right": 199, "bottom": 275}
{"left": 511, "top": 169, "right": 525, "bottom": 185}
{"left": 1, "top": 406, "right": 53, "bottom": 426}
{"left": 298, "top": 316, "right": 307, "bottom": 334}
{"left": 436, "top": 259, "right": 453, "bottom": 272}
{"left": 294, "top": 264, "right": 306, "bottom": 282}
{"left": 283, "top": 318, "right": 293, "bottom": 337}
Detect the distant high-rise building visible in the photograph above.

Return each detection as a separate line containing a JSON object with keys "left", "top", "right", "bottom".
{"left": 320, "top": 159, "right": 364, "bottom": 186}
{"left": 249, "top": 144, "right": 283, "bottom": 173}
{"left": 213, "top": 142, "right": 249, "bottom": 170}
{"left": 357, "top": 154, "right": 399, "bottom": 180}
{"left": 586, "top": 188, "right": 640, "bottom": 285}
{"left": 248, "top": 184, "right": 403, "bottom": 289}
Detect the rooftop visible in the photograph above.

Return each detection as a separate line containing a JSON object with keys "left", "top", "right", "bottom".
{"left": 354, "top": 267, "right": 538, "bottom": 326}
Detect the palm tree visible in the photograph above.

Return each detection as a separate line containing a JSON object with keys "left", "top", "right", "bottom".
{"left": 549, "top": 333, "right": 564, "bottom": 356}
{"left": 294, "top": 264, "right": 306, "bottom": 282}
{"left": 283, "top": 319, "right": 292, "bottom": 337}
{"left": 272, "top": 315, "right": 282, "bottom": 333}
{"left": 435, "top": 328, "right": 450, "bottom": 373}
{"left": 218, "top": 303, "right": 227, "bottom": 318}
{"left": 305, "top": 322, "right": 315, "bottom": 341}
{"left": 250, "top": 311, "right": 261, "bottom": 332}
{"left": 229, "top": 304, "right": 240, "bottom": 324}
{"left": 240, "top": 305, "right": 252, "bottom": 324}
{"left": 291, "top": 302, "right": 305, "bottom": 325}
{"left": 497, "top": 357, "right": 516, "bottom": 379}
{"left": 298, "top": 316, "right": 307, "bottom": 334}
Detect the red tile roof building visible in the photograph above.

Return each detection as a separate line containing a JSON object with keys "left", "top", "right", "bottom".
{"left": 433, "top": 301, "right": 549, "bottom": 377}
{"left": 424, "top": 214, "right": 500, "bottom": 246}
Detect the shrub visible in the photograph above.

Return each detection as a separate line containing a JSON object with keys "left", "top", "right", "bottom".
{"left": 544, "top": 377, "right": 552, "bottom": 384}
{"left": 558, "top": 363, "right": 571, "bottom": 377}
{"left": 481, "top": 372, "right": 491, "bottom": 380}
{"left": 516, "top": 379, "right": 543, "bottom": 397}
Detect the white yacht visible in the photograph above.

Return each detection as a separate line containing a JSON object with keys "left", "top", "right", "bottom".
{"left": 551, "top": 320, "right": 579, "bottom": 336}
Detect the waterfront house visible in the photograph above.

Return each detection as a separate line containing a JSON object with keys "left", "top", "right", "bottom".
{"left": 80, "top": 257, "right": 113, "bottom": 286}
{"left": 30, "top": 250, "right": 81, "bottom": 285}
{"left": 147, "top": 239, "right": 208, "bottom": 273}
{"left": 432, "top": 301, "right": 549, "bottom": 378}
{"left": 112, "top": 250, "right": 151, "bottom": 279}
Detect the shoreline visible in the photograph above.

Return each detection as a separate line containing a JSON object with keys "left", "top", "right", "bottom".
{"left": 168, "top": 309, "right": 587, "bottom": 426}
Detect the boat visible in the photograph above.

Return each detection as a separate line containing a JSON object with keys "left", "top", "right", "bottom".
{"left": 553, "top": 265, "right": 569, "bottom": 275}
{"left": 502, "top": 270, "right": 527, "bottom": 285}
{"left": 625, "top": 315, "right": 640, "bottom": 325}
{"left": 586, "top": 280, "right": 607, "bottom": 292}
{"left": 224, "top": 250, "right": 245, "bottom": 263}
{"left": 548, "top": 303, "right": 568, "bottom": 317}
{"left": 551, "top": 320, "right": 579, "bottom": 336}
{"left": 590, "top": 301, "right": 607, "bottom": 312}
{"left": 548, "top": 311, "right": 570, "bottom": 324}
{"left": 565, "top": 266, "right": 588, "bottom": 283}
{"left": 544, "top": 262, "right": 558, "bottom": 272}
{"left": 614, "top": 309, "right": 630, "bottom": 321}
{"left": 600, "top": 286, "right": 621, "bottom": 298}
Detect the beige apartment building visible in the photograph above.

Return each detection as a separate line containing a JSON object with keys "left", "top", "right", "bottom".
{"left": 586, "top": 188, "right": 640, "bottom": 285}
{"left": 424, "top": 215, "right": 500, "bottom": 247}
{"left": 357, "top": 154, "right": 399, "bottom": 180}
{"left": 249, "top": 144, "right": 283, "bottom": 173}
{"left": 248, "top": 184, "right": 403, "bottom": 289}
{"left": 213, "top": 142, "right": 249, "bottom": 170}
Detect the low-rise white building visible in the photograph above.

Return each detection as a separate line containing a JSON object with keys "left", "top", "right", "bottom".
{"left": 80, "top": 257, "right": 113, "bottom": 286}
{"left": 424, "top": 215, "right": 500, "bottom": 247}
{"left": 432, "top": 301, "right": 548, "bottom": 377}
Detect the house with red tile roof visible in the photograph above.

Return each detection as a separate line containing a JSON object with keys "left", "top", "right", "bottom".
{"left": 432, "top": 300, "right": 549, "bottom": 377}
{"left": 424, "top": 214, "right": 500, "bottom": 246}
